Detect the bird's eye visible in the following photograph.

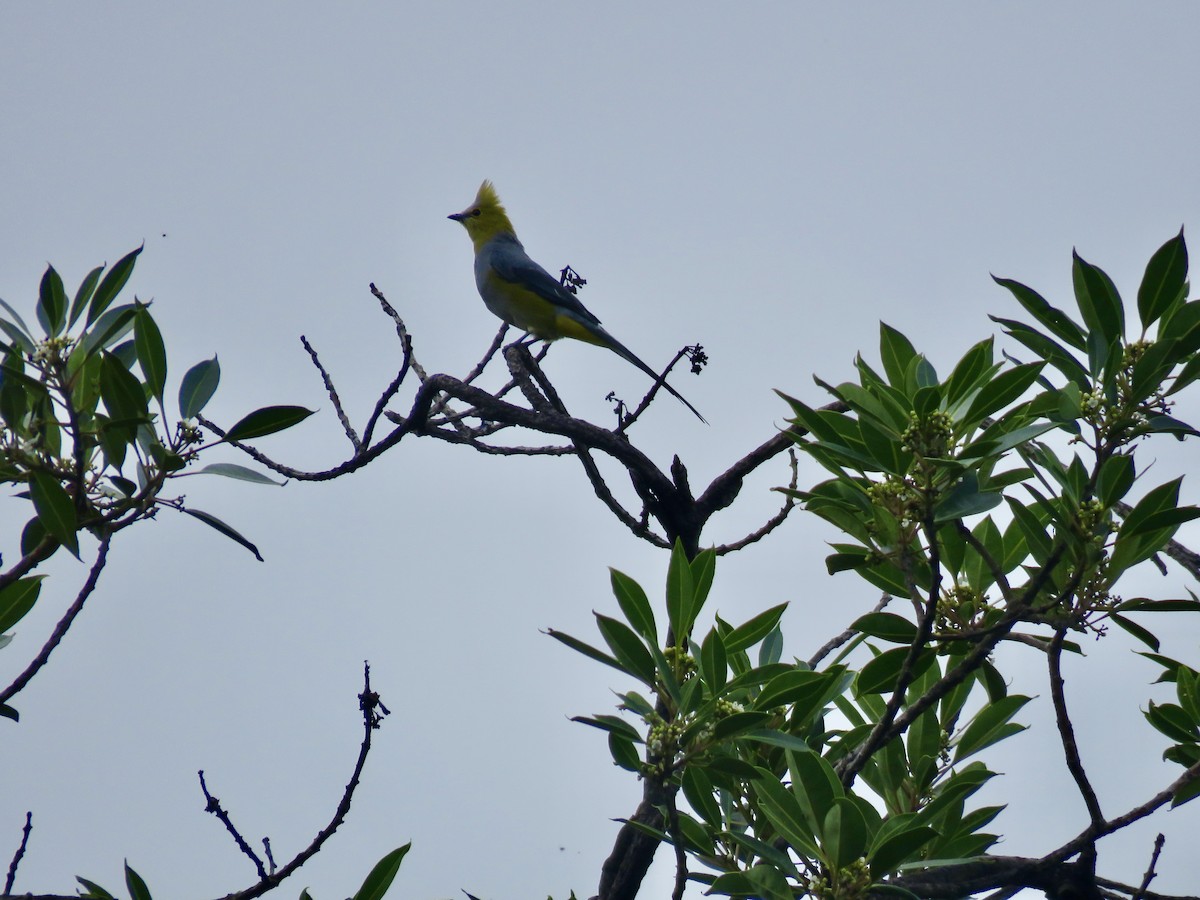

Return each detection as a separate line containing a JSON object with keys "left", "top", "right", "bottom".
{"left": 471, "top": 208, "right": 482, "bottom": 217}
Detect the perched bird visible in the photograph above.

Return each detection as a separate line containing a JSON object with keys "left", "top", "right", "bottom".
{"left": 448, "top": 181, "right": 706, "bottom": 423}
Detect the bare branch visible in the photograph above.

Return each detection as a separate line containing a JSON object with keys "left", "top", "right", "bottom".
{"left": 0, "top": 534, "right": 112, "bottom": 708}
{"left": 1048, "top": 628, "right": 1105, "bottom": 828}
{"left": 300, "top": 334, "right": 360, "bottom": 451}
{"left": 217, "top": 662, "right": 389, "bottom": 900}
{"left": 1131, "top": 834, "right": 1166, "bottom": 900}
{"left": 4, "top": 811, "right": 32, "bottom": 894}
{"left": 199, "top": 770, "right": 267, "bottom": 879}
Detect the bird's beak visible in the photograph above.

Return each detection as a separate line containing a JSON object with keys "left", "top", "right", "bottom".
{"left": 448, "top": 210, "right": 467, "bottom": 222}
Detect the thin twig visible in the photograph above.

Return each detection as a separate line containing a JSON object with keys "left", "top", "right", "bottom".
{"left": 807, "top": 595, "right": 891, "bottom": 669}
{"left": 300, "top": 335, "right": 360, "bottom": 451}
{"left": 219, "top": 661, "right": 389, "bottom": 900}
{"left": 714, "top": 449, "right": 800, "bottom": 555}
{"left": 1132, "top": 834, "right": 1166, "bottom": 900}
{"left": 0, "top": 534, "right": 112, "bottom": 707}
{"left": 4, "top": 811, "right": 32, "bottom": 894}
{"left": 1048, "top": 628, "right": 1105, "bottom": 827}
{"left": 200, "top": 770, "right": 267, "bottom": 879}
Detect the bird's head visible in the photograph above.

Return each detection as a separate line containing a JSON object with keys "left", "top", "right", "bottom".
{"left": 448, "top": 180, "right": 516, "bottom": 249}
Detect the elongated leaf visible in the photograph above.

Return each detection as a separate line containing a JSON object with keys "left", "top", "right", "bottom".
{"left": 0, "top": 297, "right": 35, "bottom": 340}
{"left": 68, "top": 265, "right": 105, "bottom": 328}
{"left": 571, "top": 714, "right": 643, "bottom": 741}
{"left": 134, "top": 307, "right": 167, "bottom": 403}
{"left": 38, "top": 265, "right": 68, "bottom": 337}
{"left": 76, "top": 877, "right": 116, "bottom": 900}
{"left": 751, "top": 769, "right": 823, "bottom": 856}
{"left": 225, "top": 405, "right": 315, "bottom": 441}
{"left": 595, "top": 613, "right": 656, "bottom": 685}
{"left": 194, "top": 463, "right": 285, "bottom": 485}
{"left": 30, "top": 471, "right": 79, "bottom": 557}
{"left": 546, "top": 628, "right": 626, "bottom": 674}
{"left": 175, "top": 356, "right": 219, "bottom": 420}
{"left": 1073, "top": 250, "right": 1125, "bottom": 347}
{"left": 1138, "top": 228, "right": 1188, "bottom": 328}
{"left": 725, "top": 603, "right": 788, "bottom": 652}
{"left": 352, "top": 844, "right": 411, "bottom": 900}
{"left": 880, "top": 323, "right": 918, "bottom": 388}
{"left": 824, "top": 797, "right": 870, "bottom": 870}
{"left": 754, "top": 669, "right": 830, "bottom": 712}
{"left": 962, "top": 362, "right": 1044, "bottom": 425}
{"left": 934, "top": 473, "right": 1003, "bottom": 523}
{"left": 124, "top": 862, "right": 152, "bottom": 900}
{"left": 665, "top": 539, "right": 695, "bottom": 639}
{"left": 699, "top": 627, "right": 727, "bottom": 693}
{"left": 178, "top": 506, "right": 263, "bottom": 561}
{"left": 79, "top": 304, "right": 137, "bottom": 359}
{"left": 89, "top": 246, "right": 142, "bottom": 324}
{"left": 992, "top": 276, "right": 1086, "bottom": 349}
{"left": 0, "top": 576, "right": 44, "bottom": 633}
{"left": 853, "top": 612, "right": 917, "bottom": 644}
{"left": 99, "top": 352, "right": 149, "bottom": 424}
{"left": 610, "top": 568, "right": 656, "bottom": 641}
{"left": 953, "top": 695, "right": 1031, "bottom": 762}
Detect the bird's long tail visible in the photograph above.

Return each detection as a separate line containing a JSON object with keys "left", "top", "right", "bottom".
{"left": 595, "top": 328, "right": 708, "bottom": 424}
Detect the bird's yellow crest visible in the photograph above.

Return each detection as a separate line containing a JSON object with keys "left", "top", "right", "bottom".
{"left": 448, "top": 180, "right": 516, "bottom": 250}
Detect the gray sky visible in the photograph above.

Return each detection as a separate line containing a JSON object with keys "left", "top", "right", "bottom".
{"left": 3, "top": 3, "right": 1200, "bottom": 898}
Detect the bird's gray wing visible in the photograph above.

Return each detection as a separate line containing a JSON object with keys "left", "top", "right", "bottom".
{"left": 487, "top": 237, "right": 602, "bottom": 325}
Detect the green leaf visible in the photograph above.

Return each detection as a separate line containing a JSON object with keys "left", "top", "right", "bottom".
{"left": 610, "top": 568, "right": 656, "bottom": 642}
{"left": 79, "top": 304, "right": 138, "bottom": 359}
{"left": 75, "top": 877, "right": 116, "bottom": 900}
{"left": 725, "top": 603, "right": 788, "bottom": 653}
{"left": 992, "top": 276, "right": 1086, "bottom": 349}
{"left": 609, "top": 732, "right": 642, "bottom": 771}
{"left": 37, "top": 264, "right": 68, "bottom": 337}
{"left": 178, "top": 506, "right": 264, "bottom": 561}
{"left": 665, "top": 539, "right": 696, "bottom": 639}
{"left": 88, "top": 246, "right": 142, "bottom": 325}
{"left": 194, "top": 463, "right": 286, "bottom": 485}
{"left": 1097, "top": 453, "right": 1136, "bottom": 506}
{"left": 879, "top": 323, "right": 918, "bottom": 388}
{"left": 351, "top": 844, "right": 411, "bottom": 900}
{"left": 571, "top": 714, "right": 643, "bottom": 742}
{"left": 1138, "top": 228, "right": 1188, "bottom": 329}
{"left": 124, "top": 862, "right": 152, "bottom": 900}
{"left": 225, "top": 405, "right": 315, "bottom": 441}
{"left": 30, "top": 471, "right": 79, "bottom": 557}
{"left": 546, "top": 628, "right": 626, "bottom": 675}
{"left": 853, "top": 612, "right": 917, "bottom": 644}
{"left": 755, "top": 669, "right": 832, "bottom": 712}
{"left": 681, "top": 767, "right": 723, "bottom": 828}
{"left": 1146, "top": 701, "right": 1199, "bottom": 743}
{"left": 699, "top": 627, "right": 727, "bottom": 693}
{"left": 134, "top": 307, "right": 167, "bottom": 404}
{"left": 179, "top": 356, "right": 220, "bottom": 419}
{"left": 99, "top": 352, "right": 149, "bottom": 425}
{"left": 68, "top": 265, "right": 105, "bottom": 329}
{"left": 0, "top": 576, "right": 45, "bottom": 633}
{"left": 595, "top": 614, "right": 656, "bottom": 685}
{"left": 1072, "top": 250, "right": 1125, "bottom": 347}
{"left": 751, "top": 768, "right": 823, "bottom": 856}
{"left": 824, "top": 797, "right": 869, "bottom": 870}
{"left": 0, "top": 298, "right": 35, "bottom": 342}
{"left": 962, "top": 362, "right": 1044, "bottom": 425}
{"left": 934, "top": 473, "right": 1003, "bottom": 523}
{"left": 869, "top": 822, "right": 938, "bottom": 875}
{"left": 953, "top": 695, "right": 1031, "bottom": 762}
{"left": 788, "top": 748, "right": 843, "bottom": 837}
{"left": 857, "top": 648, "right": 936, "bottom": 695}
